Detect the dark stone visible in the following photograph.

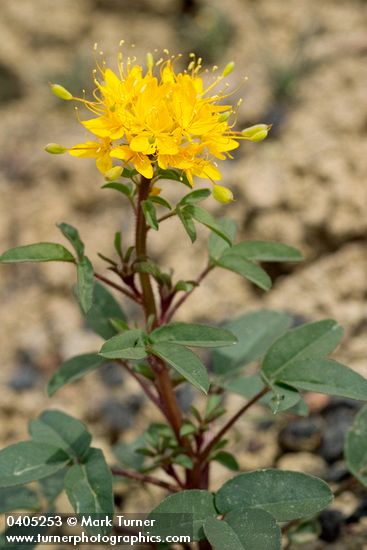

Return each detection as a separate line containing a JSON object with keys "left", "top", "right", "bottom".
{"left": 0, "top": 63, "right": 23, "bottom": 104}
{"left": 319, "top": 399, "right": 360, "bottom": 464}
{"left": 99, "top": 363, "right": 124, "bottom": 387}
{"left": 319, "top": 509, "right": 344, "bottom": 542}
{"left": 324, "top": 461, "right": 350, "bottom": 483}
{"left": 8, "top": 350, "right": 42, "bottom": 391}
{"left": 99, "top": 395, "right": 144, "bottom": 432}
{"left": 345, "top": 498, "right": 367, "bottom": 524}
{"left": 278, "top": 417, "right": 323, "bottom": 452}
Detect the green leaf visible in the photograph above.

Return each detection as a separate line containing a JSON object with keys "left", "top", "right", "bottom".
{"left": 0, "top": 487, "right": 40, "bottom": 513}
{"left": 267, "top": 383, "right": 301, "bottom": 414}
{"left": 100, "top": 329, "right": 147, "bottom": 360}
{"left": 180, "top": 423, "right": 197, "bottom": 437}
{"left": 29, "top": 410, "right": 92, "bottom": 460}
{"left": 216, "top": 253, "right": 271, "bottom": 291}
{"left": 156, "top": 168, "right": 191, "bottom": 187}
{"left": 151, "top": 342, "right": 209, "bottom": 394}
{"left": 212, "top": 452, "right": 239, "bottom": 471}
{"left": 224, "top": 374, "right": 264, "bottom": 398}
{"left": 172, "top": 454, "right": 194, "bottom": 469}
{"left": 142, "top": 199, "right": 159, "bottom": 230}
{"left": 151, "top": 323, "right": 237, "bottom": 348}
{"left": 84, "top": 282, "right": 127, "bottom": 340}
{"left": 204, "top": 509, "right": 281, "bottom": 550}
{"left": 185, "top": 205, "right": 232, "bottom": 244}
{"left": 208, "top": 218, "right": 237, "bottom": 260}
{"left": 212, "top": 310, "right": 292, "bottom": 376}
{"left": 0, "top": 442, "right": 70, "bottom": 487}
{"left": 177, "top": 206, "right": 197, "bottom": 242}
{"left": 0, "top": 243, "right": 74, "bottom": 263}
{"left": 38, "top": 469, "right": 67, "bottom": 504}
{"left": 262, "top": 319, "right": 344, "bottom": 381}
{"left": 275, "top": 358, "right": 367, "bottom": 401}
{"left": 65, "top": 448, "right": 113, "bottom": 532}
{"left": 228, "top": 241, "right": 303, "bottom": 263}
{"left": 113, "top": 435, "right": 147, "bottom": 472}
{"left": 345, "top": 405, "right": 367, "bottom": 486}
{"left": 114, "top": 231, "right": 123, "bottom": 259}
{"left": 102, "top": 181, "right": 133, "bottom": 197}
{"left": 47, "top": 353, "right": 106, "bottom": 397}
{"left": 57, "top": 222, "right": 85, "bottom": 260}
{"left": 150, "top": 196, "right": 172, "bottom": 210}
{"left": 147, "top": 490, "right": 217, "bottom": 541}
{"left": 216, "top": 469, "right": 333, "bottom": 521}
{"left": 174, "top": 280, "right": 197, "bottom": 292}
{"left": 179, "top": 188, "right": 211, "bottom": 205}
{"left": 77, "top": 256, "right": 94, "bottom": 314}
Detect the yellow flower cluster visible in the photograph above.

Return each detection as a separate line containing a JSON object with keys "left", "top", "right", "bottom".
{"left": 48, "top": 50, "right": 269, "bottom": 201}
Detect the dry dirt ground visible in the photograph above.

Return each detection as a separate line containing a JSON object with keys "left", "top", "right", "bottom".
{"left": 0, "top": 0, "right": 366, "bottom": 548}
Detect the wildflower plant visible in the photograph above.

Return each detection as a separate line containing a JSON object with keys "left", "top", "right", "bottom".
{"left": 1, "top": 48, "right": 367, "bottom": 549}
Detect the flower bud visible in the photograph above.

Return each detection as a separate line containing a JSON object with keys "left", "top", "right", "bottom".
{"left": 242, "top": 124, "right": 271, "bottom": 142}
{"left": 212, "top": 184, "right": 234, "bottom": 204}
{"left": 50, "top": 83, "right": 73, "bottom": 100}
{"left": 222, "top": 61, "right": 235, "bottom": 77}
{"left": 105, "top": 165, "right": 123, "bottom": 180}
{"left": 218, "top": 111, "right": 232, "bottom": 123}
{"left": 44, "top": 143, "right": 67, "bottom": 154}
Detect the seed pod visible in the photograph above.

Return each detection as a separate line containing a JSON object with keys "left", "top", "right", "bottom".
{"left": 212, "top": 184, "right": 234, "bottom": 204}
{"left": 242, "top": 124, "right": 271, "bottom": 142}
{"left": 44, "top": 143, "right": 67, "bottom": 154}
{"left": 50, "top": 83, "right": 73, "bottom": 100}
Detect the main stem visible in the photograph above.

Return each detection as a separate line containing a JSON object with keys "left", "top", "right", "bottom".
{"left": 135, "top": 176, "right": 158, "bottom": 322}
{"left": 136, "top": 176, "right": 184, "bottom": 443}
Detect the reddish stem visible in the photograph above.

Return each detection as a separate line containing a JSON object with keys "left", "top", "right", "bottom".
{"left": 94, "top": 272, "right": 139, "bottom": 303}
{"left": 112, "top": 467, "right": 180, "bottom": 493}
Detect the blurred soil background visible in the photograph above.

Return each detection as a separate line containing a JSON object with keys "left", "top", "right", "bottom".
{"left": 0, "top": 0, "right": 367, "bottom": 548}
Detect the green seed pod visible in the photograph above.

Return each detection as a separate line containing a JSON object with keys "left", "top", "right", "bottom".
{"left": 44, "top": 143, "right": 67, "bottom": 154}
{"left": 50, "top": 83, "right": 73, "bottom": 100}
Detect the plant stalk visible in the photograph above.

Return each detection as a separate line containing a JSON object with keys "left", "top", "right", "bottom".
{"left": 135, "top": 176, "right": 158, "bottom": 322}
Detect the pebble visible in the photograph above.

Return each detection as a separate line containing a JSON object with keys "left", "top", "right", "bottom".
{"left": 8, "top": 350, "right": 43, "bottom": 391}
{"left": 99, "top": 395, "right": 144, "bottom": 433}
{"left": 277, "top": 452, "right": 327, "bottom": 477}
{"left": 278, "top": 417, "right": 323, "bottom": 452}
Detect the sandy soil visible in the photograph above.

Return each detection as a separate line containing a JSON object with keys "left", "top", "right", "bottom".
{"left": 0, "top": 1, "right": 366, "bottom": 548}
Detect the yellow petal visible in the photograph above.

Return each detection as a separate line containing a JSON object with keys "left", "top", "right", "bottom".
{"left": 130, "top": 134, "right": 155, "bottom": 154}
{"left": 69, "top": 141, "right": 99, "bottom": 158}
{"left": 96, "top": 153, "right": 113, "bottom": 174}
{"left": 134, "top": 154, "right": 153, "bottom": 179}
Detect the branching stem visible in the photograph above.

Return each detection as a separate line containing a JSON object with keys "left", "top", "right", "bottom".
{"left": 94, "top": 272, "right": 140, "bottom": 303}
{"left": 112, "top": 467, "right": 180, "bottom": 493}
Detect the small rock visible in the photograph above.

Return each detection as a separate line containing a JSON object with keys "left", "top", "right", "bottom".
{"left": 324, "top": 461, "right": 350, "bottom": 483}
{"left": 99, "top": 363, "right": 124, "bottom": 388}
{"left": 320, "top": 399, "right": 360, "bottom": 463}
{"left": 319, "top": 509, "right": 345, "bottom": 543}
{"left": 346, "top": 498, "right": 367, "bottom": 525}
{"left": 278, "top": 417, "right": 323, "bottom": 452}
{"left": 99, "top": 395, "right": 144, "bottom": 432}
{"left": 8, "top": 350, "right": 42, "bottom": 391}
{"left": 277, "top": 452, "right": 326, "bottom": 477}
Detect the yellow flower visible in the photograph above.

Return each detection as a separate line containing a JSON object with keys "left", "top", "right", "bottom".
{"left": 69, "top": 138, "right": 113, "bottom": 174}
{"left": 50, "top": 49, "right": 269, "bottom": 196}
